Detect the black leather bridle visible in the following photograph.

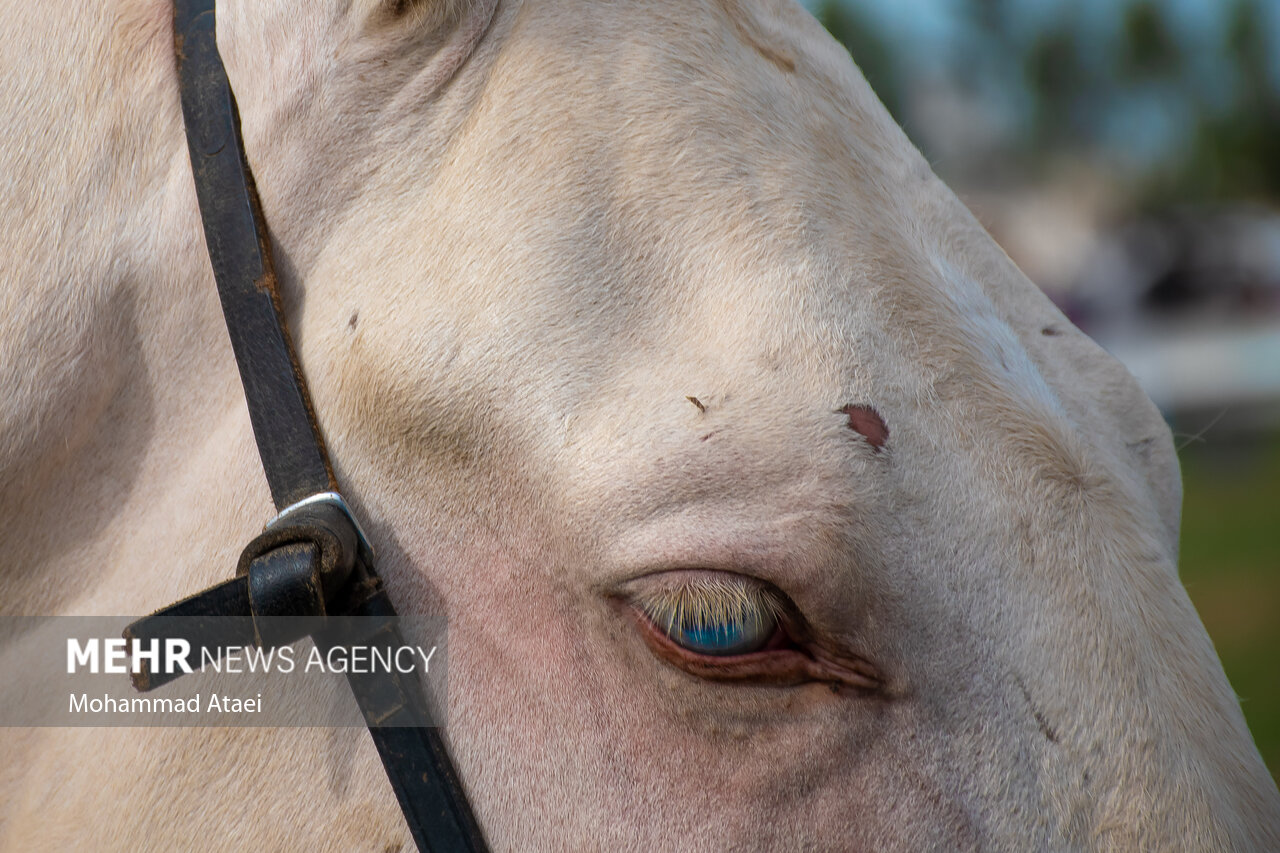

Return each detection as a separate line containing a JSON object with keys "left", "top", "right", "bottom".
{"left": 123, "top": 2, "right": 489, "bottom": 850}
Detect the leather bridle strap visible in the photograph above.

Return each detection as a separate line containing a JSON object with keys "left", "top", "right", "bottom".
{"left": 123, "top": 2, "right": 489, "bottom": 851}
{"left": 174, "top": 0, "right": 333, "bottom": 510}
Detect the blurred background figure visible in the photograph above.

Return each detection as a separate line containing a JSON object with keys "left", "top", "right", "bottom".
{"left": 804, "top": 0, "right": 1280, "bottom": 780}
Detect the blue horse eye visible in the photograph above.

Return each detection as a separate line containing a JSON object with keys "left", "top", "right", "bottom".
{"left": 672, "top": 617, "right": 771, "bottom": 656}
{"left": 639, "top": 577, "right": 782, "bottom": 657}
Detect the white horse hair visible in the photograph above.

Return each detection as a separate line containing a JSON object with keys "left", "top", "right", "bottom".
{"left": 2, "top": 0, "right": 1278, "bottom": 848}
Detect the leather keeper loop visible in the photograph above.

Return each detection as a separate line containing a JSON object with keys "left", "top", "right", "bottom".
{"left": 235, "top": 503, "right": 358, "bottom": 604}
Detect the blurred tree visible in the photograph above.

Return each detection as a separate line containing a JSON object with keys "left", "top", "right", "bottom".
{"left": 1120, "top": 1, "right": 1180, "bottom": 81}
{"left": 812, "top": 1, "right": 902, "bottom": 119}
{"left": 1154, "top": 0, "right": 1280, "bottom": 206}
{"left": 1024, "top": 25, "right": 1091, "bottom": 151}
{"left": 815, "top": 0, "right": 1280, "bottom": 207}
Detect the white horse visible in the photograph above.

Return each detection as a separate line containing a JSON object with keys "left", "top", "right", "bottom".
{"left": 2, "top": 0, "right": 1277, "bottom": 849}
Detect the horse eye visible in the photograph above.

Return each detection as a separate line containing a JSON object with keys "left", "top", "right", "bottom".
{"left": 639, "top": 577, "right": 781, "bottom": 657}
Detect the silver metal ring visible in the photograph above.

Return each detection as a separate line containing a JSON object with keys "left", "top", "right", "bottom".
{"left": 266, "top": 491, "right": 375, "bottom": 559}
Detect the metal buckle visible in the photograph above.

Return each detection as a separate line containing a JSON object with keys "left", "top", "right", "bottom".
{"left": 266, "top": 491, "right": 375, "bottom": 559}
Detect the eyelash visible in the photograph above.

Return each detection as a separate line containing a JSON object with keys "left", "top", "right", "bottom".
{"left": 637, "top": 576, "right": 785, "bottom": 657}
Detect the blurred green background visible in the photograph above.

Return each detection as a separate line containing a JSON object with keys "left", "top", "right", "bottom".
{"left": 806, "top": 0, "right": 1280, "bottom": 779}
{"left": 1179, "top": 430, "right": 1280, "bottom": 779}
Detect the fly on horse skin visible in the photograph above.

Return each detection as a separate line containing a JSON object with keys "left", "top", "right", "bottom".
{"left": 2, "top": 0, "right": 1278, "bottom": 850}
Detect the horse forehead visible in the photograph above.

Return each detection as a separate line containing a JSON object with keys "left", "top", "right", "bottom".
{"left": 349, "top": 2, "right": 948, "bottom": 360}
{"left": 476, "top": 0, "right": 917, "bottom": 238}
{"left": 314, "top": 0, "right": 1168, "bottom": 529}
{"left": 333, "top": 0, "right": 919, "bottom": 263}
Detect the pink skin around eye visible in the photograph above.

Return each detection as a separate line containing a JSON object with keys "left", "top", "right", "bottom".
{"left": 628, "top": 607, "right": 883, "bottom": 691}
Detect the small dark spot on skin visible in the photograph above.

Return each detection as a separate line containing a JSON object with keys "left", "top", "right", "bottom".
{"left": 716, "top": 0, "right": 797, "bottom": 73}
{"left": 1032, "top": 708, "right": 1059, "bottom": 743}
{"left": 839, "top": 404, "right": 888, "bottom": 451}
{"left": 700, "top": 431, "right": 716, "bottom": 442}
{"left": 1041, "top": 326, "right": 1061, "bottom": 336}
{"left": 1016, "top": 676, "right": 1060, "bottom": 744}
{"left": 829, "top": 683, "right": 840, "bottom": 695}
{"left": 1126, "top": 436, "right": 1155, "bottom": 464}
{"left": 686, "top": 395, "right": 706, "bottom": 413}
{"left": 348, "top": 310, "right": 359, "bottom": 330}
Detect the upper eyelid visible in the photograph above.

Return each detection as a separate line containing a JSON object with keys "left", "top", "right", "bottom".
{"left": 628, "top": 574, "right": 794, "bottom": 656}
{"left": 632, "top": 574, "right": 785, "bottom": 619}
{"left": 601, "top": 518, "right": 809, "bottom": 589}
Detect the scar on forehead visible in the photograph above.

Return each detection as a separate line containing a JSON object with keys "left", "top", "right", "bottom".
{"left": 840, "top": 404, "right": 888, "bottom": 451}
{"left": 716, "top": 0, "right": 797, "bottom": 73}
